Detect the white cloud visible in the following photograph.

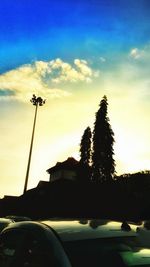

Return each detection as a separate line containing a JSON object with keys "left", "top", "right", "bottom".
{"left": 129, "top": 48, "right": 144, "bottom": 59}
{"left": 99, "top": 57, "right": 106, "bottom": 62}
{"left": 74, "top": 59, "right": 92, "bottom": 76}
{"left": 50, "top": 58, "right": 93, "bottom": 83}
{"left": 0, "top": 58, "right": 96, "bottom": 101}
{"left": 34, "top": 61, "right": 51, "bottom": 76}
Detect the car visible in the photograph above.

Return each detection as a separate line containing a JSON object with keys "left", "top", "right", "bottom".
{"left": 127, "top": 221, "right": 150, "bottom": 249}
{"left": 0, "top": 220, "right": 72, "bottom": 267}
{"left": 0, "top": 217, "right": 14, "bottom": 233}
{"left": 0, "top": 219, "right": 150, "bottom": 267}
{"left": 136, "top": 221, "right": 150, "bottom": 248}
{"left": 5, "top": 215, "right": 32, "bottom": 222}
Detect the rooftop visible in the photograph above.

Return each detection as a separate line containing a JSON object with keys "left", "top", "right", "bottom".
{"left": 47, "top": 157, "right": 79, "bottom": 174}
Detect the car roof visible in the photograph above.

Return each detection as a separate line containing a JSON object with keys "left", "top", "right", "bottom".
{"left": 0, "top": 218, "right": 14, "bottom": 231}
{"left": 1, "top": 219, "right": 137, "bottom": 242}
{"left": 1, "top": 220, "right": 48, "bottom": 233}
{"left": 5, "top": 215, "right": 31, "bottom": 222}
{"left": 41, "top": 219, "right": 137, "bottom": 241}
{"left": 0, "top": 218, "right": 13, "bottom": 223}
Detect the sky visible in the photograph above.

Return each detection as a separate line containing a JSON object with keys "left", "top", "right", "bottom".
{"left": 1, "top": 0, "right": 150, "bottom": 198}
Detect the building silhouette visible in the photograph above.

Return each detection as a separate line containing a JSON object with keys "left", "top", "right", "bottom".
{"left": 46, "top": 157, "right": 79, "bottom": 182}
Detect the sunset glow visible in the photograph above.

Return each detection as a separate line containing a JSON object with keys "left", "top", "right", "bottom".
{"left": 0, "top": 0, "right": 150, "bottom": 197}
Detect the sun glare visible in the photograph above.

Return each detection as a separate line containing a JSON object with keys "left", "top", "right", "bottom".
{"left": 114, "top": 126, "right": 150, "bottom": 174}
{"left": 27, "top": 132, "right": 81, "bottom": 189}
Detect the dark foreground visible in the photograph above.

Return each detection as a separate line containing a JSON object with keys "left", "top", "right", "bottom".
{"left": 0, "top": 180, "right": 149, "bottom": 221}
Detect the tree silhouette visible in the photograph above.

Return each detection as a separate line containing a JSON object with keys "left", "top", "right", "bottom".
{"left": 92, "top": 95, "right": 115, "bottom": 182}
{"left": 80, "top": 126, "right": 92, "bottom": 165}
{"left": 79, "top": 126, "right": 92, "bottom": 182}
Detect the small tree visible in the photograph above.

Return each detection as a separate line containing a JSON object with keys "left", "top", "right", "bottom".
{"left": 92, "top": 95, "right": 115, "bottom": 182}
{"left": 80, "top": 126, "right": 92, "bottom": 165}
{"left": 79, "top": 126, "right": 92, "bottom": 182}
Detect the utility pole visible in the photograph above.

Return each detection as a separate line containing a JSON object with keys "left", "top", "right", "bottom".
{"left": 23, "top": 94, "right": 46, "bottom": 194}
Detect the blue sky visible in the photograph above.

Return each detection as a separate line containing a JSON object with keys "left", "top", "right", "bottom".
{"left": 1, "top": 0, "right": 150, "bottom": 72}
{"left": 1, "top": 0, "right": 150, "bottom": 197}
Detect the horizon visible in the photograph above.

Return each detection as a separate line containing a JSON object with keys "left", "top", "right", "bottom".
{"left": 1, "top": 0, "right": 150, "bottom": 198}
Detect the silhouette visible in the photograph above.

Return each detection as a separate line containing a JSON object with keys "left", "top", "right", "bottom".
{"left": 24, "top": 95, "right": 46, "bottom": 194}
{"left": 89, "top": 219, "right": 110, "bottom": 228}
{"left": 92, "top": 96, "right": 115, "bottom": 182}
{"left": 1, "top": 95, "right": 150, "bottom": 221}
{"left": 79, "top": 126, "right": 92, "bottom": 182}
{"left": 46, "top": 157, "right": 79, "bottom": 182}
{"left": 79, "top": 126, "right": 91, "bottom": 166}
{"left": 121, "top": 221, "right": 131, "bottom": 231}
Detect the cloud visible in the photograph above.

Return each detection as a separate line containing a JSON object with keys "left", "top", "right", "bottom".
{"left": 0, "top": 58, "right": 96, "bottom": 101}
{"left": 74, "top": 59, "right": 92, "bottom": 77}
{"left": 99, "top": 57, "right": 106, "bottom": 62}
{"left": 50, "top": 58, "right": 93, "bottom": 83}
{"left": 129, "top": 48, "right": 144, "bottom": 59}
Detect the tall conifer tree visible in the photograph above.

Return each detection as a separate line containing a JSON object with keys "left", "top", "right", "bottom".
{"left": 92, "top": 96, "right": 115, "bottom": 182}
{"left": 80, "top": 126, "right": 92, "bottom": 165}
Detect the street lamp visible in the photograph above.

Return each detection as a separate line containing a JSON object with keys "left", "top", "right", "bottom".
{"left": 23, "top": 94, "right": 46, "bottom": 194}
